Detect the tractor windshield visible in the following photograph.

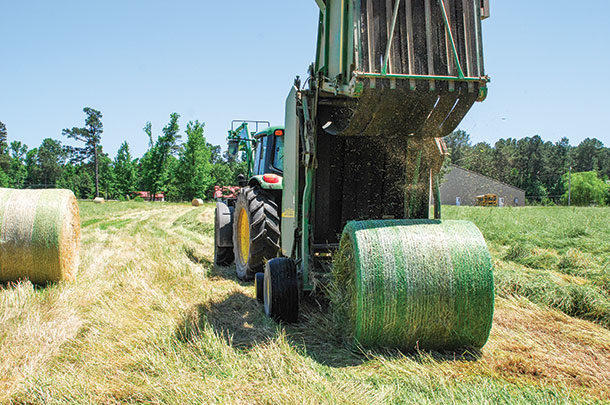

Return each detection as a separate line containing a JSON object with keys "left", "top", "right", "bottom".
{"left": 272, "top": 135, "right": 284, "bottom": 172}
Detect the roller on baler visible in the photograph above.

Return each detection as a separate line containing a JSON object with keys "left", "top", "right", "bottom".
{"left": 214, "top": 0, "right": 494, "bottom": 351}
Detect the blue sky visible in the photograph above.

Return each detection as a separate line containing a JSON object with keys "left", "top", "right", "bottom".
{"left": 1, "top": 1, "right": 609, "bottom": 158}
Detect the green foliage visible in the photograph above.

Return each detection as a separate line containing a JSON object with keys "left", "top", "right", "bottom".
{"left": 571, "top": 138, "right": 605, "bottom": 173}
{"left": 464, "top": 142, "right": 494, "bottom": 177}
{"left": 98, "top": 153, "right": 116, "bottom": 199}
{"left": 444, "top": 132, "right": 610, "bottom": 203}
{"left": 211, "top": 160, "right": 248, "bottom": 197}
{"left": 114, "top": 141, "right": 138, "bottom": 199}
{"left": 173, "top": 121, "right": 213, "bottom": 201}
{"left": 8, "top": 141, "right": 28, "bottom": 188}
{"left": 443, "top": 130, "right": 470, "bottom": 165}
{"left": 0, "top": 167, "right": 9, "bottom": 187}
{"left": 57, "top": 164, "right": 94, "bottom": 199}
{"left": 62, "top": 108, "right": 104, "bottom": 197}
{"left": 0, "top": 121, "right": 7, "bottom": 152}
{"left": 141, "top": 114, "right": 182, "bottom": 201}
{"left": 24, "top": 138, "right": 67, "bottom": 187}
{"left": 562, "top": 171, "right": 609, "bottom": 206}
{"left": 3, "top": 109, "right": 244, "bottom": 202}
{"left": 0, "top": 121, "right": 10, "bottom": 175}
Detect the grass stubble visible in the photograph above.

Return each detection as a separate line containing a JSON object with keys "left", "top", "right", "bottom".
{"left": 0, "top": 202, "right": 608, "bottom": 403}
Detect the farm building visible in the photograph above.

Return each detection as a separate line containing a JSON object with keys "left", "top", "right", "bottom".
{"left": 439, "top": 165, "right": 525, "bottom": 207}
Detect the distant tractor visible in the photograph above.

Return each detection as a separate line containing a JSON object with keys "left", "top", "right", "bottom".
{"left": 214, "top": 0, "right": 495, "bottom": 351}
{"left": 476, "top": 194, "right": 499, "bottom": 207}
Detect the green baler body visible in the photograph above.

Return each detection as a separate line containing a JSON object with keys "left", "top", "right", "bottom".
{"left": 281, "top": 0, "right": 491, "bottom": 289}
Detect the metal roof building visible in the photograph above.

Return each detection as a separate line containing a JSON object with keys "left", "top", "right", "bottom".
{"left": 439, "top": 165, "right": 526, "bottom": 207}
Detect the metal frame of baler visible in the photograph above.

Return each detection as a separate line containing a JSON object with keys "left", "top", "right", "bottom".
{"left": 314, "top": 0, "right": 489, "bottom": 98}
{"left": 290, "top": 0, "right": 491, "bottom": 293}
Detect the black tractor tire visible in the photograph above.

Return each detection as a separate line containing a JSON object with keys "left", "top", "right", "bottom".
{"left": 233, "top": 186, "right": 280, "bottom": 281}
{"left": 214, "top": 245, "right": 234, "bottom": 267}
{"left": 214, "top": 205, "right": 234, "bottom": 266}
{"left": 263, "top": 258, "right": 299, "bottom": 323}
{"left": 255, "top": 272, "right": 264, "bottom": 303}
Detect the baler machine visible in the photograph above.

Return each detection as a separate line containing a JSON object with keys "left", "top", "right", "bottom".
{"left": 214, "top": 0, "right": 495, "bottom": 351}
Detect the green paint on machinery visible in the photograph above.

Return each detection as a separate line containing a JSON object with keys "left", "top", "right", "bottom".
{"left": 332, "top": 220, "right": 494, "bottom": 351}
{"left": 215, "top": 0, "right": 494, "bottom": 352}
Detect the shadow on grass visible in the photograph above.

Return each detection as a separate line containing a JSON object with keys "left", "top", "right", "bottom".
{"left": 176, "top": 290, "right": 481, "bottom": 368}
{"left": 0, "top": 279, "right": 51, "bottom": 290}
{"left": 207, "top": 263, "right": 237, "bottom": 280}
{"left": 183, "top": 245, "right": 213, "bottom": 267}
{"left": 206, "top": 263, "right": 259, "bottom": 290}
{"left": 177, "top": 291, "right": 274, "bottom": 348}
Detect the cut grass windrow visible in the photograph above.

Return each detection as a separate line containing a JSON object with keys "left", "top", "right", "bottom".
{"left": 1, "top": 202, "right": 609, "bottom": 403}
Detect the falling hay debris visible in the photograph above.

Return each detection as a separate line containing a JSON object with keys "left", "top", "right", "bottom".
{"left": 191, "top": 198, "right": 204, "bottom": 207}
{"left": 93, "top": 197, "right": 105, "bottom": 204}
{"left": 0, "top": 188, "right": 81, "bottom": 284}
{"left": 332, "top": 219, "right": 494, "bottom": 351}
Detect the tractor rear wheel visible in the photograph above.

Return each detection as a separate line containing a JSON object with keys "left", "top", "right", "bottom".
{"left": 233, "top": 186, "right": 280, "bottom": 281}
{"left": 263, "top": 258, "right": 299, "bottom": 323}
{"left": 214, "top": 205, "right": 234, "bottom": 266}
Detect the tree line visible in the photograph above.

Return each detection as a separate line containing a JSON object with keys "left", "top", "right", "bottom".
{"left": 444, "top": 130, "right": 610, "bottom": 205}
{"left": 1, "top": 108, "right": 608, "bottom": 205}
{"left": 0, "top": 108, "right": 246, "bottom": 201}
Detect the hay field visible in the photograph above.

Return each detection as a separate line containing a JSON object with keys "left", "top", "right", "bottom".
{"left": 1, "top": 202, "right": 609, "bottom": 404}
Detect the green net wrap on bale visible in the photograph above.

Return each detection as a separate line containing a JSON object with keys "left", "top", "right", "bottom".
{"left": 332, "top": 220, "right": 494, "bottom": 351}
{"left": 0, "top": 188, "right": 81, "bottom": 284}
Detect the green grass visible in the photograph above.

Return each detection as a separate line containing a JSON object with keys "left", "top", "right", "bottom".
{"left": 444, "top": 206, "right": 610, "bottom": 328}
{"left": 1, "top": 203, "right": 609, "bottom": 403}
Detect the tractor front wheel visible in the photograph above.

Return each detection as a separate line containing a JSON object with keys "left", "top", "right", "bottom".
{"left": 233, "top": 186, "right": 280, "bottom": 281}
{"left": 263, "top": 258, "right": 299, "bottom": 323}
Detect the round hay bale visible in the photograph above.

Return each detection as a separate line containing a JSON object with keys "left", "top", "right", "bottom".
{"left": 93, "top": 197, "right": 105, "bottom": 204}
{"left": 332, "top": 219, "right": 494, "bottom": 351}
{"left": 0, "top": 188, "right": 81, "bottom": 284}
{"left": 191, "top": 198, "right": 204, "bottom": 207}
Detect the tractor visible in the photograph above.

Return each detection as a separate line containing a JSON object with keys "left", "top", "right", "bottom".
{"left": 214, "top": 0, "right": 495, "bottom": 351}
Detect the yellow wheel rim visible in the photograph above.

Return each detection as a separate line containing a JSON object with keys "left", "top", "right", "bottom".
{"left": 237, "top": 208, "right": 250, "bottom": 264}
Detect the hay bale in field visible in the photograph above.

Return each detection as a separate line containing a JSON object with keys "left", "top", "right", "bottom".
{"left": 0, "top": 188, "right": 81, "bottom": 284}
{"left": 332, "top": 219, "right": 494, "bottom": 351}
{"left": 191, "top": 198, "right": 204, "bottom": 207}
{"left": 93, "top": 197, "right": 105, "bottom": 204}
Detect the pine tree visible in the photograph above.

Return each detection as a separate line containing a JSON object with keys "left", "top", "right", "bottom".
{"left": 62, "top": 107, "right": 104, "bottom": 197}
{"left": 0, "top": 121, "right": 11, "bottom": 174}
